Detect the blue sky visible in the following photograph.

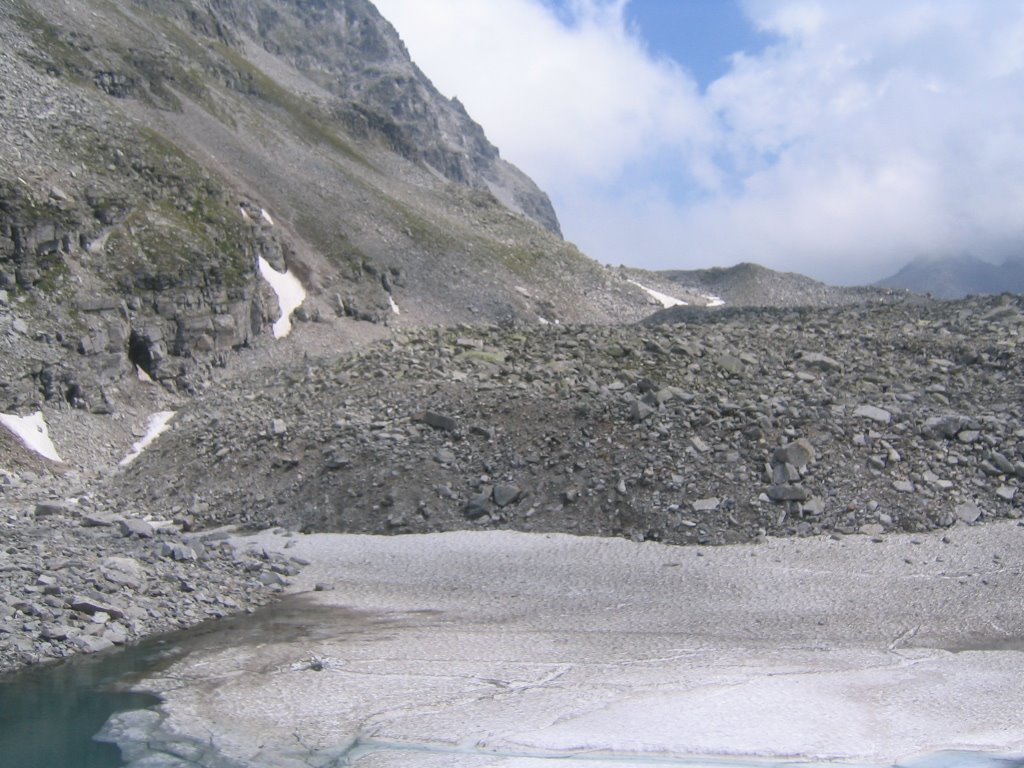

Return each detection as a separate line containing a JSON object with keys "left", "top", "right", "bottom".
{"left": 374, "top": 0, "right": 1024, "bottom": 285}
{"left": 622, "top": 0, "right": 777, "bottom": 90}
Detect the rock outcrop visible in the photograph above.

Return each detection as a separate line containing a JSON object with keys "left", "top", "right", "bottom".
{"left": 171, "top": 0, "right": 562, "bottom": 235}
{"left": 0, "top": 472, "right": 299, "bottom": 673}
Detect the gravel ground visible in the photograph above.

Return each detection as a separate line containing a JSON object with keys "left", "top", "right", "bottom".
{"left": 115, "top": 294, "right": 1024, "bottom": 546}
{"left": 0, "top": 467, "right": 300, "bottom": 675}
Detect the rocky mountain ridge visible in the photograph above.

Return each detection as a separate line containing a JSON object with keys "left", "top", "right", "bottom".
{"left": 0, "top": 0, "right": 657, "bottom": 422}
{"left": 654, "top": 262, "right": 888, "bottom": 307}
{"left": 877, "top": 254, "right": 1024, "bottom": 299}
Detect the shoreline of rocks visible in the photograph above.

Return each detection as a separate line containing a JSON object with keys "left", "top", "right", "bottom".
{"left": 0, "top": 469, "right": 301, "bottom": 676}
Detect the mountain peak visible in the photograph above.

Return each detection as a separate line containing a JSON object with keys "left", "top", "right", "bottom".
{"left": 876, "top": 254, "right": 1024, "bottom": 298}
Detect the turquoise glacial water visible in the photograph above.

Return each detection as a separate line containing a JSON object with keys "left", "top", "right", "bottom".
{"left": 0, "top": 641, "right": 164, "bottom": 768}
{"left": 0, "top": 597, "right": 368, "bottom": 767}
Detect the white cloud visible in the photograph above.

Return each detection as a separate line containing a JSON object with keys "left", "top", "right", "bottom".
{"left": 375, "top": 0, "right": 708, "bottom": 186}
{"left": 375, "top": 0, "right": 1024, "bottom": 285}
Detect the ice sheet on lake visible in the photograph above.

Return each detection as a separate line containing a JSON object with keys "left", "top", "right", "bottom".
{"left": 126, "top": 525, "right": 1024, "bottom": 768}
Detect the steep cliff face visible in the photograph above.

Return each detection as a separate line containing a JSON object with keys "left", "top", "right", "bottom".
{"left": 139, "top": 0, "right": 562, "bottom": 235}
{"left": 0, "top": 0, "right": 650, "bottom": 415}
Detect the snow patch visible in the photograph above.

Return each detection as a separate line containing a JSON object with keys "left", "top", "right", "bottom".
{"left": 260, "top": 208, "right": 274, "bottom": 226}
{"left": 0, "top": 411, "right": 62, "bottom": 462}
{"left": 119, "top": 411, "right": 175, "bottom": 467}
{"left": 703, "top": 294, "right": 726, "bottom": 307}
{"left": 258, "top": 257, "right": 306, "bottom": 338}
{"left": 387, "top": 294, "right": 400, "bottom": 315}
{"left": 628, "top": 280, "right": 686, "bottom": 308}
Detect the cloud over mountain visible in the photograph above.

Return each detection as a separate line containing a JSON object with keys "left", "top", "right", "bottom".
{"left": 376, "top": 0, "right": 1024, "bottom": 284}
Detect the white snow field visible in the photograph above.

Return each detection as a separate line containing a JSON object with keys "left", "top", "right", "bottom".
{"left": 0, "top": 411, "right": 62, "bottom": 462}
{"left": 257, "top": 256, "right": 306, "bottom": 338}
{"left": 628, "top": 279, "right": 687, "bottom": 308}
{"left": 124, "top": 523, "right": 1024, "bottom": 768}
{"left": 118, "top": 410, "right": 175, "bottom": 466}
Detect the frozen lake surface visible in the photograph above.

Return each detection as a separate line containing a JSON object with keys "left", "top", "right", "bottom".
{"left": 97, "top": 524, "right": 1024, "bottom": 767}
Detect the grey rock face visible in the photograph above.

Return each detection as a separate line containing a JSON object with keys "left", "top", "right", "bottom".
{"left": 158, "top": 0, "right": 560, "bottom": 234}
{"left": 118, "top": 518, "right": 155, "bottom": 539}
{"left": 692, "top": 498, "right": 721, "bottom": 512}
{"left": 776, "top": 439, "right": 815, "bottom": 469}
{"left": 161, "top": 542, "right": 198, "bottom": 561}
{"left": 69, "top": 596, "right": 126, "bottom": 620}
{"left": 421, "top": 411, "right": 458, "bottom": 432}
{"left": 101, "top": 557, "right": 148, "bottom": 589}
{"left": 492, "top": 483, "right": 522, "bottom": 508}
{"left": 767, "top": 485, "right": 810, "bottom": 502}
{"left": 955, "top": 502, "right": 982, "bottom": 524}
{"left": 799, "top": 352, "right": 842, "bottom": 373}
{"left": 853, "top": 405, "right": 892, "bottom": 424}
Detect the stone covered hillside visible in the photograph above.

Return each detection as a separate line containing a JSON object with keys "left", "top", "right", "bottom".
{"left": 114, "top": 293, "right": 1024, "bottom": 546}
{"left": 0, "top": 0, "right": 654, "bottom": 421}
{"left": 3, "top": 291, "right": 1023, "bottom": 673}
{"left": 3, "top": 0, "right": 1024, "bottom": 677}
